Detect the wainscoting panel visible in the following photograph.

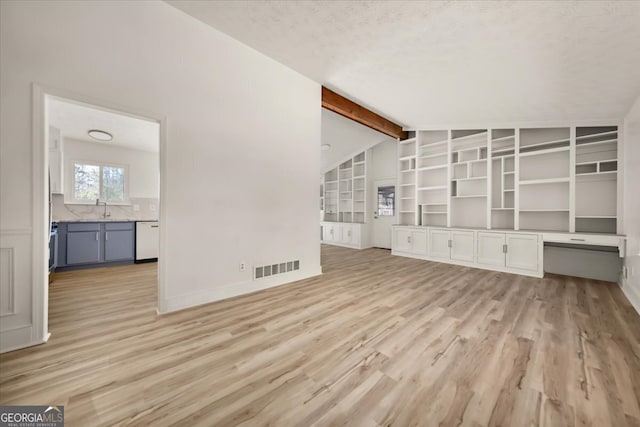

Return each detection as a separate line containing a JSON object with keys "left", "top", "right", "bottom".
{"left": 0, "top": 229, "right": 35, "bottom": 353}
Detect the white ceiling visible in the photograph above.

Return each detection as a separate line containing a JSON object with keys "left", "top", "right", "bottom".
{"left": 168, "top": 1, "right": 640, "bottom": 128}
{"left": 47, "top": 98, "right": 159, "bottom": 152}
{"left": 321, "top": 109, "right": 393, "bottom": 172}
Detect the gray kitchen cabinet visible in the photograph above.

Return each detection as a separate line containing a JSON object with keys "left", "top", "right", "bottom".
{"left": 56, "top": 221, "right": 135, "bottom": 270}
{"left": 66, "top": 223, "right": 101, "bottom": 265}
{"left": 104, "top": 223, "right": 135, "bottom": 261}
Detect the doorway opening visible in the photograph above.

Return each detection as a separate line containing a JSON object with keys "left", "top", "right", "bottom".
{"left": 35, "top": 86, "right": 165, "bottom": 342}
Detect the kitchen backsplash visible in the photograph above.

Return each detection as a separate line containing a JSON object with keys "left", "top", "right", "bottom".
{"left": 52, "top": 194, "right": 159, "bottom": 221}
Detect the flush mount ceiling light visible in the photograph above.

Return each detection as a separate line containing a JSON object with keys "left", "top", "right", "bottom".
{"left": 321, "top": 144, "right": 331, "bottom": 151}
{"left": 88, "top": 129, "right": 113, "bottom": 141}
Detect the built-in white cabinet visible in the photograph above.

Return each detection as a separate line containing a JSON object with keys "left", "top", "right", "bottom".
{"left": 477, "top": 232, "right": 507, "bottom": 266}
{"left": 477, "top": 231, "right": 539, "bottom": 272}
{"left": 322, "top": 222, "right": 366, "bottom": 249}
{"left": 49, "top": 125, "right": 64, "bottom": 194}
{"left": 321, "top": 150, "right": 370, "bottom": 249}
{"left": 393, "top": 227, "right": 427, "bottom": 257}
{"left": 393, "top": 225, "right": 543, "bottom": 277}
{"left": 451, "top": 231, "right": 475, "bottom": 262}
{"left": 427, "top": 229, "right": 474, "bottom": 262}
{"left": 428, "top": 229, "right": 451, "bottom": 259}
{"left": 505, "top": 233, "right": 539, "bottom": 271}
{"left": 340, "top": 223, "right": 361, "bottom": 246}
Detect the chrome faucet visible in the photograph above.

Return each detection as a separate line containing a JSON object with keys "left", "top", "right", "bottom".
{"left": 96, "top": 199, "right": 110, "bottom": 218}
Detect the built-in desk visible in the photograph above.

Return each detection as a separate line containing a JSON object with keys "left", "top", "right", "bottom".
{"left": 541, "top": 232, "right": 626, "bottom": 282}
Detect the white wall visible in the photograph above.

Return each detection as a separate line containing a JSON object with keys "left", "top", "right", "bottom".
{"left": 321, "top": 109, "right": 392, "bottom": 172}
{"left": 368, "top": 140, "right": 398, "bottom": 182}
{"left": 64, "top": 139, "right": 159, "bottom": 199}
{"left": 0, "top": 1, "right": 321, "bottom": 352}
{"left": 622, "top": 95, "right": 640, "bottom": 313}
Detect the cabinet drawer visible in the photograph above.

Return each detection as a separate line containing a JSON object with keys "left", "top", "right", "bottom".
{"left": 67, "top": 222, "right": 100, "bottom": 232}
{"left": 542, "top": 232, "right": 620, "bottom": 247}
{"left": 105, "top": 222, "right": 133, "bottom": 231}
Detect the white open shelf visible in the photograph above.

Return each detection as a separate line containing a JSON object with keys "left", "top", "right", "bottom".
{"left": 393, "top": 125, "right": 618, "bottom": 233}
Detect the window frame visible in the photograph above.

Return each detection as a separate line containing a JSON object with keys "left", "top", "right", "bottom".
{"left": 66, "top": 159, "right": 130, "bottom": 205}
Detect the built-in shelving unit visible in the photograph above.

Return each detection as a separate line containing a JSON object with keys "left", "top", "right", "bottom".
{"left": 323, "top": 168, "right": 338, "bottom": 222}
{"left": 395, "top": 124, "right": 619, "bottom": 234}
{"left": 490, "top": 129, "right": 516, "bottom": 229}
{"left": 450, "top": 129, "right": 488, "bottom": 229}
{"left": 575, "top": 126, "right": 618, "bottom": 233}
{"left": 322, "top": 151, "right": 367, "bottom": 224}
{"left": 398, "top": 137, "right": 417, "bottom": 225}
{"left": 417, "top": 130, "right": 449, "bottom": 227}
{"left": 518, "top": 127, "right": 571, "bottom": 231}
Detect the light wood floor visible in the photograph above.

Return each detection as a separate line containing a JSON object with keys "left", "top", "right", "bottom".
{"left": 1, "top": 245, "right": 639, "bottom": 426}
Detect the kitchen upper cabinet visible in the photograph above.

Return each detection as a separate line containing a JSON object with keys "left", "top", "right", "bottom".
{"left": 49, "top": 125, "right": 64, "bottom": 194}
{"left": 104, "top": 223, "right": 135, "bottom": 262}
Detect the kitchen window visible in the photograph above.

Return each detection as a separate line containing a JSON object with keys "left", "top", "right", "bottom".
{"left": 70, "top": 161, "right": 129, "bottom": 204}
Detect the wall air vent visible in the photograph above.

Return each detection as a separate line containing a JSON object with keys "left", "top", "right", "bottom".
{"left": 254, "top": 260, "right": 300, "bottom": 280}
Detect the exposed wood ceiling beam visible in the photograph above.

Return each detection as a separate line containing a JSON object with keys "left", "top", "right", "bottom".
{"left": 321, "top": 87, "right": 408, "bottom": 140}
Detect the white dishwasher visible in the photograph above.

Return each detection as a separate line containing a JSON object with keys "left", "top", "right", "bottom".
{"left": 136, "top": 221, "right": 159, "bottom": 262}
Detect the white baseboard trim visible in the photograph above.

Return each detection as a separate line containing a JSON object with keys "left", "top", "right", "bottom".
{"left": 619, "top": 279, "right": 640, "bottom": 316}
{"left": 159, "top": 267, "right": 323, "bottom": 314}
{"left": 0, "top": 324, "right": 49, "bottom": 354}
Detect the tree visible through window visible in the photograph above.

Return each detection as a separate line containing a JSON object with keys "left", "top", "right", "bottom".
{"left": 73, "top": 162, "right": 126, "bottom": 203}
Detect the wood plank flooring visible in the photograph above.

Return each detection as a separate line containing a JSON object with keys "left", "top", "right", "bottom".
{"left": 1, "top": 245, "right": 639, "bottom": 426}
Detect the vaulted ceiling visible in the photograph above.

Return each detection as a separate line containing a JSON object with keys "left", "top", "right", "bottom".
{"left": 167, "top": 1, "right": 640, "bottom": 129}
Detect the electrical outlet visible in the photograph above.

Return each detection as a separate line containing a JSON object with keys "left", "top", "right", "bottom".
{"left": 149, "top": 204, "right": 156, "bottom": 212}
{"left": 623, "top": 266, "right": 628, "bottom": 279}
{"left": 133, "top": 204, "right": 140, "bottom": 212}
{"left": 239, "top": 262, "right": 246, "bottom": 272}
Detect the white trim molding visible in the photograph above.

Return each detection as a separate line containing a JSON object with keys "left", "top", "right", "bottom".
{"left": 159, "top": 267, "right": 322, "bottom": 314}
{"left": 0, "top": 228, "right": 45, "bottom": 353}
{"left": 0, "top": 248, "right": 16, "bottom": 317}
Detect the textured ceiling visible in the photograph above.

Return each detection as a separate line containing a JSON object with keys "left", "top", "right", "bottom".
{"left": 48, "top": 98, "right": 159, "bottom": 153}
{"left": 167, "top": 1, "right": 640, "bottom": 128}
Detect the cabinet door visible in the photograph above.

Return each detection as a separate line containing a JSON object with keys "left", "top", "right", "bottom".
{"left": 350, "top": 225, "right": 361, "bottom": 247}
{"left": 410, "top": 229, "right": 427, "bottom": 256}
{"left": 477, "top": 232, "right": 506, "bottom": 267}
{"left": 428, "top": 229, "right": 451, "bottom": 259}
{"left": 104, "top": 229, "right": 135, "bottom": 261}
{"left": 340, "top": 224, "right": 353, "bottom": 244}
{"left": 67, "top": 231, "right": 101, "bottom": 264}
{"left": 323, "top": 224, "right": 335, "bottom": 242}
{"left": 451, "top": 231, "right": 475, "bottom": 262}
{"left": 394, "top": 228, "right": 412, "bottom": 253}
{"left": 48, "top": 126, "right": 63, "bottom": 194}
{"left": 506, "top": 233, "right": 539, "bottom": 271}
